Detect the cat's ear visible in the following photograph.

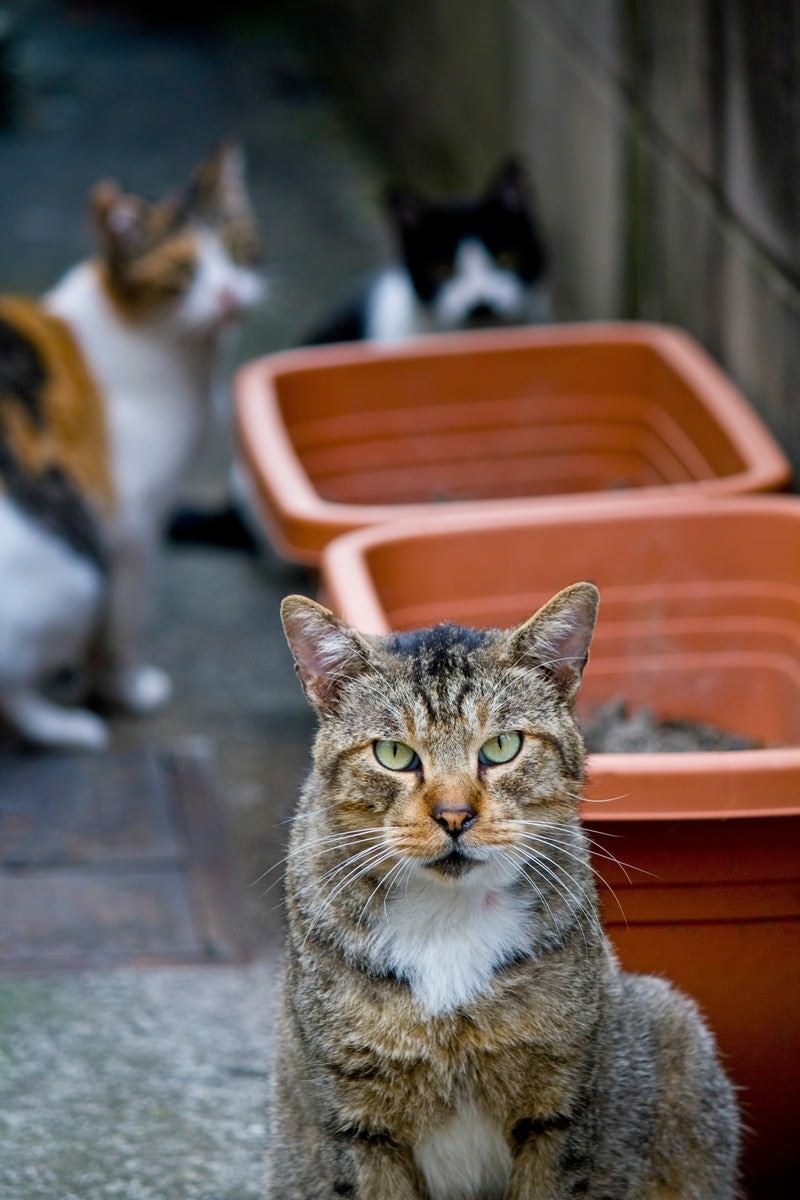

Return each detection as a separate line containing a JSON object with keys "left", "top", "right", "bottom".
{"left": 484, "top": 156, "right": 531, "bottom": 213}
{"left": 383, "top": 184, "right": 427, "bottom": 230}
{"left": 190, "top": 140, "right": 251, "bottom": 219}
{"left": 505, "top": 583, "right": 599, "bottom": 703}
{"left": 90, "top": 181, "right": 151, "bottom": 261}
{"left": 281, "top": 595, "right": 373, "bottom": 714}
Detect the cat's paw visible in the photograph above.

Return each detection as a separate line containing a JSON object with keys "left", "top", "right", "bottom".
{"left": 53, "top": 709, "right": 110, "bottom": 751}
{"left": 3, "top": 695, "right": 109, "bottom": 751}
{"left": 105, "top": 664, "right": 173, "bottom": 715}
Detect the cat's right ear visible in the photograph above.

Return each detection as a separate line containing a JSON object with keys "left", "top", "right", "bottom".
{"left": 281, "top": 596, "right": 372, "bottom": 715}
{"left": 505, "top": 582, "right": 600, "bottom": 704}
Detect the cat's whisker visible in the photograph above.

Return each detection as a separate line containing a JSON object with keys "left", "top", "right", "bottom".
{"left": 514, "top": 831, "right": 632, "bottom": 919}
{"left": 580, "top": 839, "right": 658, "bottom": 882}
{"left": 511, "top": 825, "right": 644, "bottom": 885}
{"left": 314, "top": 838, "right": 390, "bottom": 888}
{"left": 497, "top": 847, "right": 556, "bottom": 926}
{"left": 577, "top": 793, "right": 632, "bottom": 806}
{"left": 253, "top": 825, "right": 381, "bottom": 873}
{"left": 300, "top": 844, "right": 390, "bottom": 912}
{"left": 545, "top": 849, "right": 619, "bottom": 937}
{"left": 251, "top": 827, "right": 386, "bottom": 893}
{"left": 505, "top": 845, "right": 593, "bottom": 962}
{"left": 512, "top": 821, "right": 643, "bottom": 894}
{"left": 356, "top": 857, "right": 407, "bottom": 932}
{"left": 512, "top": 816, "right": 622, "bottom": 840}
{"left": 519, "top": 844, "right": 605, "bottom": 951}
{"left": 291, "top": 826, "right": 387, "bottom": 854}
{"left": 301, "top": 844, "right": 397, "bottom": 938}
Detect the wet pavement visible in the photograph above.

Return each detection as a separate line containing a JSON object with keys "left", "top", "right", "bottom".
{"left": 0, "top": 2, "right": 388, "bottom": 1194}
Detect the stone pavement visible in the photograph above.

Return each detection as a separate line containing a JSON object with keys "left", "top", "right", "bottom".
{"left": 0, "top": 2, "right": 388, "bottom": 1195}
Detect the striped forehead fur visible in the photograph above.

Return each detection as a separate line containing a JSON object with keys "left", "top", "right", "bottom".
{"left": 328, "top": 621, "right": 571, "bottom": 757}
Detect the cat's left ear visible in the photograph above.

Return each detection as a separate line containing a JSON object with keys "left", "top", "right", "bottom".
{"left": 484, "top": 156, "right": 531, "bottom": 213}
{"left": 90, "top": 181, "right": 151, "bottom": 261}
{"left": 504, "top": 582, "right": 599, "bottom": 704}
{"left": 281, "top": 595, "right": 374, "bottom": 715}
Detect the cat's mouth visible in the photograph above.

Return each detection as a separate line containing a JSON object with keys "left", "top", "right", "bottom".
{"left": 425, "top": 849, "right": 482, "bottom": 878}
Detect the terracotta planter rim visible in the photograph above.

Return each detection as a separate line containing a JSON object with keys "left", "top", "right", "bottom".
{"left": 320, "top": 494, "right": 800, "bottom": 823}
{"left": 234, "top": 322, "right": 792, "bottom": 563}
{"left": 321, "top": 493, "right": 800, "bottom": 634}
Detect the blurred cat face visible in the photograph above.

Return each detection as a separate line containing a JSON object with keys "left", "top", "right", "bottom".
{"left": 90, "top": 142, "right": 263, "bottom": 332}
{"left": 282, "top": 585, "right": 598, "bottom": 890}
{"left": 385, "top": 157, "right": 548, "bottom": 329}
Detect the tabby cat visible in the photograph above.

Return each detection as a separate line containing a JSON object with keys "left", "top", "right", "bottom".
{"left": 271, "top": 586, "right": 740, "bottom": 1200}
{"left": 0, "top": 144, "right": 262, "bottom": 749}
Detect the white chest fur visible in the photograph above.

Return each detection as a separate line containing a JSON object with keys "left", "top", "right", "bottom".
{"left": 45, "top": 263, "right": 214, "bottom": 530}
{"left": 372, "top": 871, "right": 532, "bottom": 1016}
{"left": 364, "top": 269, "right": 434, "bottom": 342}
{"left": 414, "top": 1101, "right": 511, "bottom": 1200}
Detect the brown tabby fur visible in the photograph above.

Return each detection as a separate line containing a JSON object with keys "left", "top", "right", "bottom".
{"left": 272, "top": 586, "right": 740, "bottom": 1200}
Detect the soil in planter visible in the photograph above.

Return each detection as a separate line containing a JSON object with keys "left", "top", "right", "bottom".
{"left": 581, "top": 698, "right": 764, "bottom": 754}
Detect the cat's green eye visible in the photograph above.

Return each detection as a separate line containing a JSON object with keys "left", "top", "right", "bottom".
{"left": 479, "top": 731, "right": 522, "bottom": 766}
{"left": 374, "top": 740, "right": 420, "bottom": 772}
{"left": 495, "top": 250, "right": 517, "bottom": 269}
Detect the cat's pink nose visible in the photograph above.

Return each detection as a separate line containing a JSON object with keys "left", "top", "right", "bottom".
{"left": 217, "top": 286, "right": 241, "bottom": 316}
{"left": 432, "top": 805, "right": 477, "bottom": 838}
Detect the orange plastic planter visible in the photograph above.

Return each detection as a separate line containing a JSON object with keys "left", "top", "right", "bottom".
{"left": 234, "top": 323, "right": 790, "bottom": 563}
{"left": 321, "top": 497, "right": 800, "bottom": 1193}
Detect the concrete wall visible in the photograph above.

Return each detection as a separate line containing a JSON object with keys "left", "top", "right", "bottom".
{"left": 513, "top": 0, "right": 800, "bottom": 473}
{"left": 290, "top": 0, "right": 512, "bottom": 193}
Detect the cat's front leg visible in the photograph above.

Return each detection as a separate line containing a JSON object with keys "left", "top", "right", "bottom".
{"left": 268, "top": 1116, "right": 423, "bottom": 1200}
{"left": 345, "top": 1137, "right": 425, "bottom": 1200}
{"left": 505, "top": 1115, "right": 590, "bottom": 1200}
{"left": 93, "top": 527, "right": 171, "bottom": 714}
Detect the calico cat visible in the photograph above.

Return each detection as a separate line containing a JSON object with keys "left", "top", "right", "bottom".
{"left": 0, "top": 143, "right": 262, "bottom": 749}
{"left": 271, "top": 586, "right": 740, "bottom": 1200}
{"left": 304, "top": 156, "right": 550, "bottom": 345}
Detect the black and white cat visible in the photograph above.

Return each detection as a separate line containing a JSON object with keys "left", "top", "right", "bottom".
{"left": 303, "top": 157, "right": 550, "bottom": 344}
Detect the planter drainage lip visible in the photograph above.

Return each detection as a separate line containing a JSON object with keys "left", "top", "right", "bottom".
{"left": 234, "top": 322, "right": 792, "bottom": 564}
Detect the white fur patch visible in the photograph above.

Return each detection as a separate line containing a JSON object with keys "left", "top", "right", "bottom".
{"left": 414, "top": 1101, "right": 511, "bottom": 1200}
{"left": 372, "top": 862, "right": 532, "bottom": 1015}
{"left": 178, "top": 229, "right": 263, "bottom": 333}
{"left": 0, "top": 494, "right": 103, "bottom": 685}
{"left": 434, "top": 238, "right": 527, "bottom": 329}
{"left": 365, "top": 249, "right": 550, "bottom": 342}
{"left": 46, "top": 261, "right": 218, "bottom": 527}
{"left": 364, "top": 269, "right": 435, "bottom": 342}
